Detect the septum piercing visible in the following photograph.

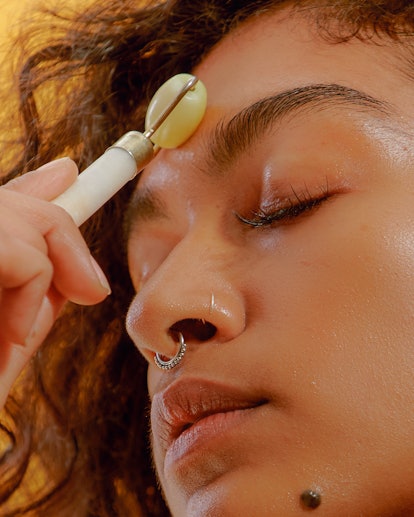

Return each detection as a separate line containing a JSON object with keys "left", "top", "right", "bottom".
{"left": 154, "top": 332, "right": 187, "bottom": 370}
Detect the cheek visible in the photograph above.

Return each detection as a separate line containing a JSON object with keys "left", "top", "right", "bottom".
{"left": 255, "top": 186, "right": 414, "bottom": 340}
{"left": 242, "top": 192, "right": 414, "bottom": 504}
{"left": 251, "top": 187, "right": 414, "bottom": 423}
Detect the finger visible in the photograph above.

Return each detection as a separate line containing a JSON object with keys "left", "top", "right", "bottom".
{"left": 0, "top": 288, "right": 65, "bottom": 410}
{"left": 46, "top": 218, "right": 112, "bottom": 304}
{"left": 0, "top": 230, "right": 53, "bottom": 345}
{"left": 24, "top": 285, "right": 65, "bottom": 348}
{"left": 3, "top": 157, "right": 79, "bottom": 200}
{"left": 0, "top": 192, "right": 111, "bottom": 305}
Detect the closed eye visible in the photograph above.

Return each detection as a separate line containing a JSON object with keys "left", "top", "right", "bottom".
{"left": 235, "top": 184, "right": 331, "bottom": 228}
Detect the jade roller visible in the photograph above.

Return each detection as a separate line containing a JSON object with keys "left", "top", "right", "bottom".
{"left": 52, "top": 73, "right": 207, "bottom": 226}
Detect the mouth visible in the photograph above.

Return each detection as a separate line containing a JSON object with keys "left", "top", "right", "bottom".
{"left": 151, "top": 377, "right": 268, "bottom": 463}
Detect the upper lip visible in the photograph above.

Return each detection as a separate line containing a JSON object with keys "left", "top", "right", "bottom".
{"left": 151, "top": 377, "right": 267, "bottom": 454}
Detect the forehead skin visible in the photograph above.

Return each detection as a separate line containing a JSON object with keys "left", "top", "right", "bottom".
{"left": 127, "top": 7, "right": 414, "bottom": 517}
{"left": 194, "top": 8, "right": 414, "bottom": 119}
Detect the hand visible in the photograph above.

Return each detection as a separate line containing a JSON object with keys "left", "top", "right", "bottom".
{"left": 0, "top": 158, "right": 111, "bottom": 408}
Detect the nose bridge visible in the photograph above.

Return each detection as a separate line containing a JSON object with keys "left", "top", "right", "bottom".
{"left": 126, "top": 225, "right": 246, "bottom": 360}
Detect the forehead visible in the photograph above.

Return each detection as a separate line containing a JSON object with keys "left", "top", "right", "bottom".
{"left": 132, "top": 7, "right": 414, "bottom": 204}
{"left": 193, "top": 8, "right": 413, "bottom": 117}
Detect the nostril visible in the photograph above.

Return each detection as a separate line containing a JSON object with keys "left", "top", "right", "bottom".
{"left": 170, "top": 318, "right": 216, "bottom": 342}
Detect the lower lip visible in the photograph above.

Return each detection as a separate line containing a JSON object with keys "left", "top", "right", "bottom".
{"left": 164, "top": 405, "right": 263, "bottom": 471}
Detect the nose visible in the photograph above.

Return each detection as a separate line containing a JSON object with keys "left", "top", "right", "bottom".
{"left": 126, "top": 234, "right": 246, "bottom": 365}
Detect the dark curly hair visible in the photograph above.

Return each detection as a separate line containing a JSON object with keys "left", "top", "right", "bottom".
{"left": 0, "top": 0, "right": 414, "bottom": 515}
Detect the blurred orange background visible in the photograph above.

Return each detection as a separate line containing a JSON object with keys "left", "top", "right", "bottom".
{"left": 0, "top": 1, "right": 86, "bottom": 62}
{"left": 0, "top": 1, "right": 26, "bottom": 59}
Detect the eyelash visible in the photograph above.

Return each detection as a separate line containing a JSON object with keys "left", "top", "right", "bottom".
{"left": 235, "top": 183, "right": 331, "bottom": 228}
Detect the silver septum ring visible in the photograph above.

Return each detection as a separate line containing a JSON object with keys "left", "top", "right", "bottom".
{"left": 154, "top": 332, "right": 186, "bottom": 370}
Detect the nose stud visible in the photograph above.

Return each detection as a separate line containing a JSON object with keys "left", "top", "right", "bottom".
{"left": 154, "top": 332, "right": 187, "bottom": 370}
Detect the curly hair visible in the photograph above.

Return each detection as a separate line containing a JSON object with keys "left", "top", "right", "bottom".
{"left": 0, "top": 0, "right": 414, "bottom": 515}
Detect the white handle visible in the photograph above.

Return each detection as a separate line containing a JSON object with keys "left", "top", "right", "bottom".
{"left": 52, "top": 131, "right": 154, "bottom": 226}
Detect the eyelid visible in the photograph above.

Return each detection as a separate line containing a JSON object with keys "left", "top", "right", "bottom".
{"left": 235, "top": 183, "right": 331, "bottom": 228}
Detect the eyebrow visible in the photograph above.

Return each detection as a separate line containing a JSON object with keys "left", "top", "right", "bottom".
{"left": 207, "top": 82, "right": 390, "bottom": 172}
{"left": 125, "top": 185, "right": 168, "bottom": 236}
{"left": 126, "top": 83, "right": 390, "bottom": 230}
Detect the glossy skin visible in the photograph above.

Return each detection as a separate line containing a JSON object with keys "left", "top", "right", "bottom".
{"left": 126, "top": 8, "right": 414, "bottom": 516}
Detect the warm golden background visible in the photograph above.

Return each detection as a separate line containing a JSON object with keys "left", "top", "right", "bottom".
{"left": 0, "top": 1, "right": 26, "bottom": 60}
{"left": 0, "top": 0, "right": 88, "bottom": 164}
{"left": 0, "top": 1, "right": 87, "bottom": 64}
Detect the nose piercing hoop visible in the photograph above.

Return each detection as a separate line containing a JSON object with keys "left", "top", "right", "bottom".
{"left": 154, "top": 332, "right": 187, "bottom": 370}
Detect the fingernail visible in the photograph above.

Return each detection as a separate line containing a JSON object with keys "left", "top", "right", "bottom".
{"left": 36, "top": 157, "right": 72, "bottom": 172}
{"left": 90, "top": 255, "right": 111, "bottom": 295}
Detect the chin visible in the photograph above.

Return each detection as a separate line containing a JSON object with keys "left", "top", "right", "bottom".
{"left": 163, "top": 466, "right": 311, "bottom": 517}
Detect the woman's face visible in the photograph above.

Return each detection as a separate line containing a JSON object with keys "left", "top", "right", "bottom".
{"left": 126, "top": 8, "right": 414, "bottom": 516}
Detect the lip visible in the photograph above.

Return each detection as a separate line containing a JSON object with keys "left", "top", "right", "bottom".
{"left": 151, "top": 377, "right": 267, "bottom": 469}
